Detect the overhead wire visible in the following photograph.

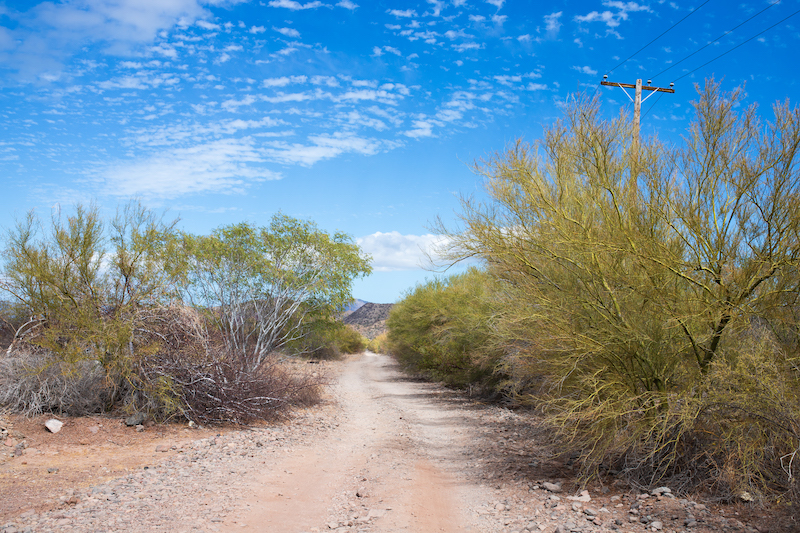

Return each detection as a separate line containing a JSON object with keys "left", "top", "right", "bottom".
{"left": 651, "top": 0, "right": 783, "bottom": 80}
{"left": 604, "top": 0, "right": 712, "bottom": 76}
{"left": 673, "top": 6, "right": 800, "bottom": 82}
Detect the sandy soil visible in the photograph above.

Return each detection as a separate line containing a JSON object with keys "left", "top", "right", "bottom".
{"left": 0, "top": 412, "right": 228, "bottom": 519}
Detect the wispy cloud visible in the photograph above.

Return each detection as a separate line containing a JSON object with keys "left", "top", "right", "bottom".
{"left": 387, "top": 9, "right": 417, "bottom": 18}
{"left": 544, "top": 12, "right": 562, "bottom": 35}
{"left": 268, "top": 0, "right": 325, "bottom": 10}
{"left": 274, "top": 26, "right": 301, "bottom": 38}
{"left": 101, "top": 138, "right": 279, "bottom": 198}
{"left": 572, "top": 65, "right": 598, "bottom": 76}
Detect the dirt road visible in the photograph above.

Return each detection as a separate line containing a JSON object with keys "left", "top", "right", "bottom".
{"left": 237, "top": 351, "right": 486, "bottom": 532}
{"left": 2, "top": 352, "right": 772, "bottom": 533}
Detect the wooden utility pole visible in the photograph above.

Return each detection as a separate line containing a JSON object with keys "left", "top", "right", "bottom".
{"left": 601, "top": 77, "right": 674, "bottom": 174}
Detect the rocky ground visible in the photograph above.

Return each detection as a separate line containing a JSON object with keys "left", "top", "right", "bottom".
{"left": 0, "top": 353, "right": 793, "bottom": 533}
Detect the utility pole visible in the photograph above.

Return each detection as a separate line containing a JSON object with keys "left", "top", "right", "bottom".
{"left": 600, "top": 77, "right": 674, "bottom": 174}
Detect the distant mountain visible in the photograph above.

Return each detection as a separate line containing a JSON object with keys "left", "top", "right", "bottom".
{"left": 342, "top": 298, "right": 368, "bottom": 316}
{"left": 344, "top": 302, "right": 394, "bottom": 340}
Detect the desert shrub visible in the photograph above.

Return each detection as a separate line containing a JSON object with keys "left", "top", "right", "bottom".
{"left": 335, "top": 325, "right": 367, "bottom": 354}
{"left": 386, "top": 267, "right": 502, "bottom": 390}
{"left": 367, "top": 332, "right": 389, "bottom": 353}
{"left": 433, "top": 80, "right": 800, "bottom": 501}
{"left": 139, "top": 350, "right": 322, "bottom": 425}
{"left": 0, "top": 344, "right": 106, "bottom": 417}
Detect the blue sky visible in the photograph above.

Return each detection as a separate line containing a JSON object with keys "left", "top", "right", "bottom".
{"left": 1, "top": 0, "right": 798, "bottom": 303}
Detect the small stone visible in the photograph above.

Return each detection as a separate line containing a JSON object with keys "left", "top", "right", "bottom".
{"left": 542, "top": 482, "right": 562, "bottom": 493}
{"left": 135, "top": 425, "right": 145, "bottom": 432}
{"left": 4, "top": 438, "right": 18, "bottom": 447}
{"left": 126, "top": 413, "right": 146, "bottom": 426}
{"left": 45, "top": 419, "right": 63, "bottom": 433}
{"left": 693, "top": 504, "right": 707, "bottom": 511}
{"left": 651, "top": 520, "right": 663, "bottom": 530}
{"left": 47, "top": 467, "right": 59, "bottom": 474}
{"left": 651, "top": 487, "right": 671, "bottom": 496}
{"left": 495, "top": 503, "right": 506, "bottom": 511}
{"left": 567, "top": 490, "right": 591, "bottom": 502}
{"left": 155, "top": 444, "right": 170, "bottom": 453}
{"left": 88, "top": 426, "right": 99, "bottom": 434}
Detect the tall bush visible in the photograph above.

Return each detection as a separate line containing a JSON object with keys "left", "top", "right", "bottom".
{"left": 433, "top": 80, "right": 800, "bottom": 500}
{"left": 387, "top": 267, "right": 501, "bottom": 390}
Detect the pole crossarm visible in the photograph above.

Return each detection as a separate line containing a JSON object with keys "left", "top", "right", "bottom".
{"left": 600, "top": 80, "right": 675, "bottom": 93}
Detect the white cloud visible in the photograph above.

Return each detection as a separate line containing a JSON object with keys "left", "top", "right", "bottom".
{"left": 262, "top": 133, "right": 388, "bottom": 166}
{"left": 101, "top": 138, "right": 279, "bottom": 198}
{"left": 337, "top": 0, "right": 358, "bottom": 9}
{"left": 387, "top": 9, "right": 417, "bottom": 18}
{"left": 274, "top": 26, "right": 301, "bottom": 37}
{"left": 221, "top": 94, "right": 258, "bottom": 111}
{"left": 0, "top": 0, "right": 213, "bottom": 81}
{"left": 544, "top": 12, "right": 562, "bottom": 34}
{"left": 249, "top": 25, "right": 267, "bottom": 34}
{"left": 492, "top": 14, "right": 507, "bottom": 25}
{"left": 357, "top": 232, "right": 445, "bottom": 271}
{"left": 575, "top": 1, "right": 650, "bottom": 29}
{"left": 196, "top": 20, "right": 220, "bottom": 31}
{"left": 452, "top": 42, "right": 482, "bottom": 52}
{"left": 469, "top": 15, "right": 486, "bottom": 22}
{"left": 268, "top": 0, "right": 325, "bottom": 9}
{"left": 486, "top": 0, "right": 505, "bottom": 8}
{"left": 572, "top": 65, "right": 598, "bottom": 76}
{"left": 426, "top": 0, "right": 445, "bottom": 17}
{"left": 444, "top": 29, "right": 473, "bottom": 40}
{"left": 263, "top": 75, "right": 308, "bottom": 87}
{"left": 403, "top": 119, "right": 437, "bottom": 138}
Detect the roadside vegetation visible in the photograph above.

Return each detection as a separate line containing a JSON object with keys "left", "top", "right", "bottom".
{"left": 0, "top": 204, "right": 371, "bottom": 425}
{"left": 387, "top": 79, "right": 800, "bottom": 505}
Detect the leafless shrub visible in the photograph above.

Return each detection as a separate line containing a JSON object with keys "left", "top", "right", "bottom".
{"left": 0, "top": 344, "right": 106, "bottom": 417}
{"left": 139, "top": 350, "right": 323, "bottom": 425}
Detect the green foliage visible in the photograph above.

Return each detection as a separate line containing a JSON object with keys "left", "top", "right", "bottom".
{"left": 367, "top": 332, "right": 388, "bottom": 353}
{"left": 1, "top": 206, "right": 361, "bottom": 423}
{"left": 387, "top": 267, "right": 501, "bottom": 390}
{"left": 0, "top": 202, "right": 182, "bottom": 411}
{"left": 181, "top": 215, "right": 372, "bottom": 370}
{"left": 335, "top": 325, "right": 367, "bottom": 354}
{"left": 431, "top": 80, "right": 800, "bottom": 500}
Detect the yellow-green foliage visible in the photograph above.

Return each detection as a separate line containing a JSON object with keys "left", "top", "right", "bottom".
{"left": 336, "top": 325, "right": 367, "bottom": 354}
{"left": 432, "top": 80, "right": 800, "bottom": 500}
{"left": 367, "top": 332, "right": 389, "bottom": 353}
{"left": 386, "top": 267, "right": 501, "bottom": 389}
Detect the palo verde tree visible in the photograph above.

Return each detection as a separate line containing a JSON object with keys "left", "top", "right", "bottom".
{"left": 0, "top": 202, "right": 182, "bottom": 413}
{"left": 182, "top": 214, "right": 372, "bottom": 372}
{"left": 433, "top": 79, "right": 800, "bottom": 499}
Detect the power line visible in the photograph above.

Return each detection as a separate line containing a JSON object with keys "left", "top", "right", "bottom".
{"left": 674, "top": 6, "right": 800, "bottom": 82}
{"left": 604, "top": 0, "right": 712, "bottom": 76}
{"left": 641, "top": 92, "right": 664, "bottom": 120}
{"left": 651, "top": 0, "right": 783, "bottom": 80}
